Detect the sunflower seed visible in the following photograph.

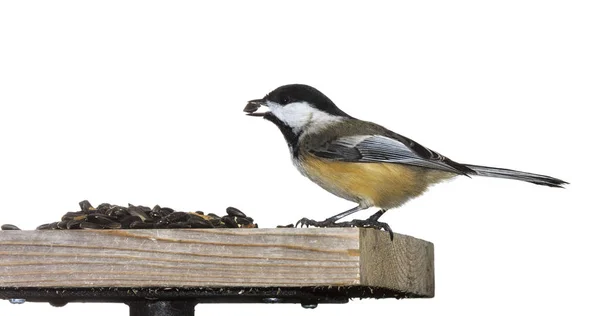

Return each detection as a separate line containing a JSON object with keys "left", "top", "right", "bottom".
{"left": 233, "top": 217, "right": 253, "bottom": 225}
{"left": 98, "top": 221, "right": 121, "bottom": 229}
{"left": 66, "top": 220, "right": 83, "bottom": 229}
{"left": 130, "top": 221, "right": 155, "bottom": 229}
{"left": 61, "top": 212, "right": 85, "bottom": 221}
{"left": 1, "top": 224, "right": 21, "bottom": 231}
{"left": 207, "top": 213, "right": 221, "bottom": 220}
{"left": 223, "top": 217, "right": 239, "bottom": 228}
{"left": 188, "top": 219, "right": 213, "bottom": 228}
{"left": 189, "top": 212, "right": 211, "bottom": 221}
{"left": 226, "top": 207, "right": 246, "bottom": 218}
{"left": 129, "top": 204, "right": 152, "bottom": 216}
{"left": 96, "top": 203, "right": 112, "bottom": 212}
{"left": 120, "top": 215, "right": 141, "bottom": 228}
{"left": 36, "top": 223, "right": 53, "bottom": 230}
{"left": 57, "top": 221, "right": 69, "bottom": 230}
{"left": 149, "top": 211, "right": 163, "bottom": 220}
{"left": 160, "top": 207, "right": 175, "bottom": 216}
{"left": 87, "top": 214, "right": 119, "bottom": 227}
{"left": 210, "top": 218, "right": 225, "bottom": 227}
{"left": 127, "top": 206, "right": 149, "bottom": 222}
{"left": 165, "top": 212, "right": 190, "bottom": 223}
{"left": 168, "top": 222, "right": 192, "bottom": 228}
{"left": 79, "top": 200, "right": 95, "bottom": 212}
{"left": 80, "top": 222, "right": 104, "bottom": 229}
{"left": 106, "top": 207, "right": 127, "bottom": 219}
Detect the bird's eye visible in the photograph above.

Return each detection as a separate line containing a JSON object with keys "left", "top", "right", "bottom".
{"left": 281, "top": 96, "right": 290, "bottom": 104}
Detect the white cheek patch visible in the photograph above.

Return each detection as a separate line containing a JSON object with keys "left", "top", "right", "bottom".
{"left": 267, "top": 101, "right": 342, "bottom": 134}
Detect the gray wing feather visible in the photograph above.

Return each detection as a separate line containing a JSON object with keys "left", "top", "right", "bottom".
{"left": 311, "top": 135, "right": 469, "bottom": 174}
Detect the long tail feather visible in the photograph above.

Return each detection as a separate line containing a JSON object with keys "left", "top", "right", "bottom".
{"left": 463, "top": 164, "right": 568, "bottom": 188}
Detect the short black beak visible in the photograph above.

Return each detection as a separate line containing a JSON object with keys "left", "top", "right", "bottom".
{"left": 244, "top": 99, "right": 267, "bottom": 116}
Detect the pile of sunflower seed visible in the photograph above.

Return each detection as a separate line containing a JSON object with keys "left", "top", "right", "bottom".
{"left": 0, "top": 200, "right": 257, "bottom": 231}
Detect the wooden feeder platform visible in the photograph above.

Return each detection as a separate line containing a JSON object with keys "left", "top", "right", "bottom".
{"left": 0, "top": 228, "right": 434, "bottom": 315}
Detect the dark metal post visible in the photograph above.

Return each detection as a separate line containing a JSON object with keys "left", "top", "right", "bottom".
{"left": 127, "top": 300, "right": 196, "bottom": 316}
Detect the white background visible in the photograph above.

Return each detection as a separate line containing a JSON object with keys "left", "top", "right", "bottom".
{"left": 1, "top": 1, "right": 598, "bottom": 315}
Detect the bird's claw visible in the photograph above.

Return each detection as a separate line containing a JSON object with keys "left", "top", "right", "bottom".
{"left": 295, "top": 217, "right": 394, "bottom": 239}
{"left": 295, "top": 217, "right": 338, "bottom": 228}
{"left": 336, "top": 219, "right": 394, "bottom": 240}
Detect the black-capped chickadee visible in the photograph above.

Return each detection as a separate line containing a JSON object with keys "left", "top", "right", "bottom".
{"left": 244, "top": 84, "right": 566, "bottom": 236}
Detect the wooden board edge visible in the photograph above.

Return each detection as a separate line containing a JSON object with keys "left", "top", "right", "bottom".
{"left": 359, "top": 229, "right": 435, "bottom": 297}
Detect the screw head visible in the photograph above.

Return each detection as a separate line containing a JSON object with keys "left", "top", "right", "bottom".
{"left": 301, "top": 303, "right": 318, "bottom": 309}
{"left": 262, "top": 297, "right": 282, "bottom": 303}
{"left": 9, "top": 298, "right": 26, "bottom": 304}
{"left": 49, "top": 300, "right": 68, "bottom": 307}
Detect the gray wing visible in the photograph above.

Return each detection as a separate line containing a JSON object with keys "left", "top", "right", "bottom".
{"left": 309, "top": 135, "right": 473, "bottom": 175}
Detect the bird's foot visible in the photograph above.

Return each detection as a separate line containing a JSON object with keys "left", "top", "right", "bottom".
{"left": 296, "top": 217, "right": 341, "bottom": 228}
{"left": 336, "top": 218, "right": 394, "bottom": 240}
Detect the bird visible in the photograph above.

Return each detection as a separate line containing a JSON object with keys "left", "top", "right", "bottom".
{"left": 244, "top": 84, "right": 567, "bottom": 237}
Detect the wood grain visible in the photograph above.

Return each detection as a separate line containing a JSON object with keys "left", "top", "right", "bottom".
{"left": 0, "top": 228, "right": 434, "bottom": 297}
{"left": 360, "top": 229, "right": 435, "bottom": 297}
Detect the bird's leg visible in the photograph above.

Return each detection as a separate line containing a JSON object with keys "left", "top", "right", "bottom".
{"left": 366, "top": 209, "right": 387, "bottom": 221}
{"left": 336, "top": 209, "right": 394, "bottom": 240}
{"left": 296, "top": 205, "right": 366, "bottom": 228}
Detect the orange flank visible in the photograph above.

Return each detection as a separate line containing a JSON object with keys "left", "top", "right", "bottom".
{"left": 299, "top": 153, "right": 455, "bottom": 209}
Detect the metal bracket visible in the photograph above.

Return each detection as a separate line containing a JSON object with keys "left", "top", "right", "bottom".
{"left": 127, "top": 301, "right": 197, "bottom": 316}
{"left": 2, "top": 285, "right": 416, "bottom": 314}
